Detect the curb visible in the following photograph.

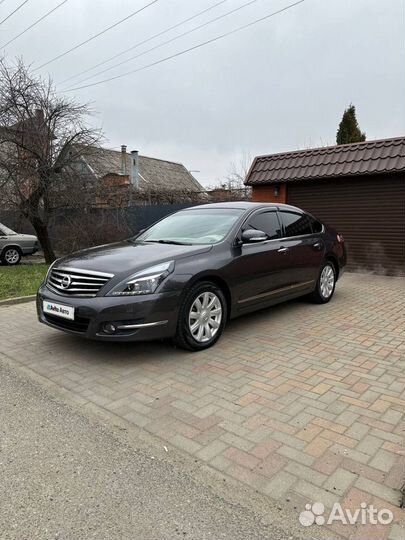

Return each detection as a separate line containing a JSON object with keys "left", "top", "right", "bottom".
{"left": 0, "top": 295, "right": 36, "bottom": 306}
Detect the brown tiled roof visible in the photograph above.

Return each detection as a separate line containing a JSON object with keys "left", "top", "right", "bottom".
{"left": 245, "top": 137, "right": 405, "bottom": 185}
{"left": 82, "top": 146, "right": 204, "bottom": 192}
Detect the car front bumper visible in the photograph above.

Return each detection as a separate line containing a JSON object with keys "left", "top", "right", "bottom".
{"left": 37, "top": 284, "right": 181, "bottom": 341}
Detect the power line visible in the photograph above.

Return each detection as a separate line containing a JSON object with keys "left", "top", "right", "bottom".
{"left": 67, "top": 0, "right": 306, "bottom": 92}
{"left": 65, "top": 0, "right": 263, "bottom": 88}
{"left": 34, "top": 0, "right": 160, "bottom": 71}
{"left": 0, "top": 0, "right": 69, "bottom": 49}
{"left": 0, "top": 0, "right": 30, "bottom": 27}
{"left": 61, "top": 0, "right": 229, "bottom": 85}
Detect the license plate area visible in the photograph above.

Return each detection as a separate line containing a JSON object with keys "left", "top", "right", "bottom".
{"left": 43, "top": 300, "right": 75, "bottom": 321}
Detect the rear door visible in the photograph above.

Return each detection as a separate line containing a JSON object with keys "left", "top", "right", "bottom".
{"left": 277, "top": 210, "right": 324, "bottom": 286}
{"left": 228, "top": 209, "right": 294, "bottom": 312}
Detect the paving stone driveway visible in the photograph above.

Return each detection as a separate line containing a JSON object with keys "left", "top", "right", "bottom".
{"left": 1, "top": 273, "right": 404, "bottom": 539}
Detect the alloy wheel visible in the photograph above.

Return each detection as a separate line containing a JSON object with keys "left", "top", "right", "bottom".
{"left": 5, "top": 249, "right": 20, "bottom": 264}
{"left": 320, "top": 264, "right": 335, "bottom": 299}
{"left": 188, "top": 291, "right": 222, "bottom": 343}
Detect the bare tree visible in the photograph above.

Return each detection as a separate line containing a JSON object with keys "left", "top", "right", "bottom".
{"left": 206, "top": 152, "right": 252, "bottom": 200}
{"left": 226, "top": 151, "right": 252, "bottom": 190}
{"left": 0, "top": 58, "right": 101, "bottom": 263}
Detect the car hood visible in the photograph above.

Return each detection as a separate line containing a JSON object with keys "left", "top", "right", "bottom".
{"left": 55, "top": 241, "right": 212, "bottom": 277}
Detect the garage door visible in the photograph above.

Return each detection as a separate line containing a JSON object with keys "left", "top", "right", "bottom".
{"left": 287, "top": 175, "right": 405, "bottom": 275}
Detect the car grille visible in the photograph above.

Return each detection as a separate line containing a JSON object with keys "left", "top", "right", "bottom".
{"left": 47, "top": 267, "right": 114, "bottom": 297}
{"left": 44, "top": 313, "right": 90, "bottom": 333}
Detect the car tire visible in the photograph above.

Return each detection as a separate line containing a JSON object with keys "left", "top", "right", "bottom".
{"left": 310, "top": 261, "right": 336, "bottom": 304}
{"left": 174, "top": 281, "right": 227, "bottom": 351}
{"left": 1, "top": 247, "right": 22, "bottom": 265}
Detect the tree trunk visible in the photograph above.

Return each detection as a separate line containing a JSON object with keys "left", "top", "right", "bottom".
{"left": 31, "top": 217, "right": 56, "bottom": 264}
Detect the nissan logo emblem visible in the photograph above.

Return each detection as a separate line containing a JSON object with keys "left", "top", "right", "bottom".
{"left": 60, "top": 275, "right": 71, "bottom": 289}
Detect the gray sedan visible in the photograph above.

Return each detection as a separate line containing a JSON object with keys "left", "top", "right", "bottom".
{"left": 0, "top": 222, "right": 39, "bottom": 265}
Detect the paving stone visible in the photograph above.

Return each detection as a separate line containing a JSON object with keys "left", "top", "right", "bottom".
{"left": 355, "top": 478, "right": 402, "bottom": 506}
{"left": 356, "top": 434, "right": 385, "bottom": 456}
{"left": 277, "top": 445, "right": 315, "bottom": 466}
{"left": 261, "top": 471, "right": 297, "bottom": 499}
{"left": 220, "top": 432, "right": 254, "bottom": 452}
{"left": 224, "top": 447, "right": 260, "bottom": 470}
{"left": 323, "top": 468, "right": 357, "bottom": 495}
{"left": 370, "top": 428, "right": 404, "bottom": 445}
{"left": 314, "top": 451, "right": 343, "bottom": 475}
{"left": 293, "top": 480, "right": 340, "bottom": 508}
{"left": 306, "top": 436, "right": 335, "bottom": 458}
{"left": 335, "top": 410, "right": 359, "bottom": 427}
{"left": 345, "top": 421, "right": 370, "bottom": 441}
{"left": 388, "top": 524, "right": 405, "bottom": 540}
{"left": 284, "top": 462, "right": 327, "bottom": 487}
{"left": 369, "top": 449, "right": 399, "bottom": 473}
{"left": 1, "top": 273, "right": 404, "bottom": 539}
{"left": 381, "top": 410, "right": 403, "bottom": 427}
{"left": 250, "top": 439, "right": 282, "bottom": 459}
{"left": 255, "top": 452, "right": 287, "bottom": 479}
{"left": 196, "top": 440, "right": 228, "bottom": 462}
{"left": 209, "top": 454, "right": 232, "bottom": 472}
{"left": 341, "top": 457, "right": 386, "bottom": 484}
{"left": 170, "top": 434, "right": 202, "bottom": 455}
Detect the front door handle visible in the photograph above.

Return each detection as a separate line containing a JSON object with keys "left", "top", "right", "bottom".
{"left": 278, "top": 247, "right": 289, "bottom": 254}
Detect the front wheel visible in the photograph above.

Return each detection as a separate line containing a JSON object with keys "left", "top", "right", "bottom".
{"left": 1, "top": 247, "right": 21, "bottom": 265}
{"left": 174, "top": 281, "right": 227, "bottom": 351}
{"left": 310, "top": 262, "right": 336, "bottom": 304}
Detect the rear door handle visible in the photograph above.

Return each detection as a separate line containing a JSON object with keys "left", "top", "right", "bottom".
{"left": 312, "top": 242, "right": 323, "bottom": 250}
{"left": 278, "top": 247, "right": 289, "bottom": 254}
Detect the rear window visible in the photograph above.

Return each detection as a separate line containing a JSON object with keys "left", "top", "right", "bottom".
{"left": 309, "top": 217, "right": 323, "bottom": 233}
{"left": 280, "top": 211, "right": 313, "bottom": 237}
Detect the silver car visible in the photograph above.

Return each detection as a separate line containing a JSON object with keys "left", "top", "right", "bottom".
{"left": 0, "top": 222, "right": 39, "bottom": 265}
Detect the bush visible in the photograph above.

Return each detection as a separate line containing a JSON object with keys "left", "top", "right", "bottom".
{"left": 50, "top": 212, "right": 132, "bottom": 254}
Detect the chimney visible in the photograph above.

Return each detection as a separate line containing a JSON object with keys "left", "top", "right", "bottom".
{"left": 130, "top": 150, "right": 139, "bottom": 189}
{"left": 120, "top": 145, "right": 127, "bottom": 175}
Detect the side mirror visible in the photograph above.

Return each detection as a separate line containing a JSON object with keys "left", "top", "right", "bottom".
{"left": 241, "top": 229, "right": 268, "bottom": 243}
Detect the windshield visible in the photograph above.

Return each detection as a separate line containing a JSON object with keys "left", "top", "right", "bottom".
{"left": 136, "top": 208, "right": 244, "bottom": 245}
{"left": 0, "top": 223, "right": 16, "bottom": 235}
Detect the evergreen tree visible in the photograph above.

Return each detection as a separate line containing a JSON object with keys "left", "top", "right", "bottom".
{"left": 336, "top": 104, "right": 366, "bottom": 145}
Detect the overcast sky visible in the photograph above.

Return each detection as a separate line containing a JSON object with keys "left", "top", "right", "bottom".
{"left": 1, "top": 0, "right": 404, "bottom": 186}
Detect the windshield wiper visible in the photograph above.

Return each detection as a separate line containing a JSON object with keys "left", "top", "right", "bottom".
{"left": 145, "top": 239, "right": 192, "bottom": 245}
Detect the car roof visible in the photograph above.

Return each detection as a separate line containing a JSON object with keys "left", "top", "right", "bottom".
{"left": 182, "top": 201, "right": 304, "bottom": 212}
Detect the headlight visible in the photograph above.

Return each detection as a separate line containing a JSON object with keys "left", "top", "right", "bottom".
{"left": 107, "top": 261, "right": 174, "bottom": 296}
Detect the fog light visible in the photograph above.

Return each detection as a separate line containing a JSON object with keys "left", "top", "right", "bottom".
{"left": 103, "top": 322, "right": 117, "bottom": 334}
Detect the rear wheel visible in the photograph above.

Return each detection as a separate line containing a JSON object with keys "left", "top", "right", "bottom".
{"left": 1, "top": 247, "right": 21, "bottom": 265}
{"left": 174, "top": 281, "right": 227, "bottom": 351}
{"left": 310, "top": 261, "right": 336, "bottom": 304}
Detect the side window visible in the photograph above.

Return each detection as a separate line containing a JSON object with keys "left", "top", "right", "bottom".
{"left": 280, "top": 212, "right": 313, "bottom": 237}
{"left": 0, "top": 228, "right": 5, "bottom": 235}
{"left": 308, "top": 216, "right": 323, "bottom": 233}
{"left": 243, "top": 211, "right": 281, "bottom": 240}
